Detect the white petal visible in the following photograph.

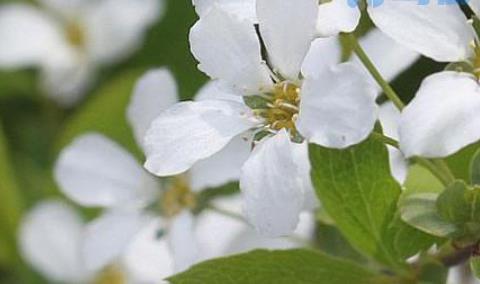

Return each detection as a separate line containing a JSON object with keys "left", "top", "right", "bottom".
{"left": 40, "top": 58, "right": 93, "bottom": 107}
{"left": 55, "top": 134, "right": 158, "bottom": 209}
{"left": 257, "top": 0, "right": 318, "bottom": 80}
{"left": 123, "top": 218, "right": 174, "bottom": 283}
{"left": 367, "top": 1, "right": 473, "bottom": 62}
{"left": 19, "top": 200, "right": 89, "bottom": 283}
{"left": 240, "top": 130, "right": 304, "bottom": 237}
{"left": 297, "top": 62, "right": 377, "bottom": 148}
{"left": 83, "top": 210, "right": 150, "bottom": 271}
{"left": 399, "top": 71, "right": 480, "bottom": 158}
{"left": 194, "top": 80, "right": 243, "bottom": 102}
{"left": 301, "top": 37, "right": 341, "bottom": 78}
{"left": 316, "top": 0, "right": 360, "bottom": 36}
{"left": 84, "top": 0, "right": 163, "bottom": 64}
{"left": 291, "top": 142, "right": 319, "bottom": 210}
{"left": 195, "top": 195, "right": 246, "bottom": 259}
{"left": 144, "top": 100, "right": 257, "bottom": 176}
{"left": 0, "top": 4, "right": 66, "bottom": 68}
{"left": 379, "top": 102, "right": 408, "bottom": 184}
{"left": 127, "top": 68, "right": 179, "bottom": 150}
{"left": 189, "top": 7, "right": 273, "bottom": 94}
{"left": 38, "top": 0, "right": 84, "bottom": 18}
{"left": 193, "top": 0, "right": 257, "bottom": 22}
{"left": 190, "top": 135, "right": 251, "bottom": 192}
{"left": 168, "top": 211, "right": 199, "bottom": 272}
{"left": 356, "top": 29, "right": 420, "bottom": 83}
{"left": 447, "top": 265, "right": 480, "bottom": 284}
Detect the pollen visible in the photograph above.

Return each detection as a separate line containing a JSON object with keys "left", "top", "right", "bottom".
{"left": 253, "top": 81, "right": 301, "bottom": 140}
{"left": 161, "top": 176, "right": 197, "bottom": 218}
{"left": 94, "top": 266, "right": 125, "bottom": 284}
{"left": 65, "top": 21, "right": 85, "bottom": 48}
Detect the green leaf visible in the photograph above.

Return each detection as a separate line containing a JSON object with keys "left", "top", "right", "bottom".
{"left": 167, "top": 249, "right": 388, "bottom": 284}
{"left": 399, "top": 165, "right": 454, "bottom": 238}
{"left": 55, "top": 69, "right": 145, "bottom": 158}
{"left": 309, "top": 138, "right": 436, "bottom": 269}
{"left": 470, "top": 148, "right": 480, "bottom": 186}
{"left": 471, "top": 256, "right": 480, "bottom": 280}
{"left": 399, "top": 193, "right": 456, "bottom": 238}
{"left": 446, "top": 143, "right": 480, "bottom": 182}
{"left": 436, "top": 181, "right": 471, "bottom": 224}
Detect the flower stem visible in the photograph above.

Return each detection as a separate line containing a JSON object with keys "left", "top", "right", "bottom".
{"left": 343, "top": 33, "right": 405, "bottom": 110}
{"left": 345, "top": 33, "right": 456, "bottom": 186}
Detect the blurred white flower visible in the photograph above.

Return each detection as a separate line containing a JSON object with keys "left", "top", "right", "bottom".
{"left": 54, "top": 69, "right": 278, "bottom": 279}
{"left": 144, "top": 0, "right": 377, "bottom": 237}
{"left": 0, "top": 0, "right": 163, "bottom": 106}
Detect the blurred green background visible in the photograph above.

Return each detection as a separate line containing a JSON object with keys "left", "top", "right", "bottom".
{"left": 0, "top": 0, "right": 206, "bottom": 282}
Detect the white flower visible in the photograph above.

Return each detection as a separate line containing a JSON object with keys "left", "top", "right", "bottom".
{"left": 53, "top": 69, "right": 257, "bottom": 278}
{"left": 0, "top": 0, "right": 163, "bottom": 106}
{"left": 326, "top": 0, "right": 474, "bottom": 62}
{"left": 399, "top": 71, "right": 480, "bottom": 158}
{"left": 363, "top": 3, "right": 480, "bottom": 158}
{"left": 19, "top": 200, "right": 172, "bottom": 284}
{"left": 144, "top": 0, "right": 378, "bottom": 237}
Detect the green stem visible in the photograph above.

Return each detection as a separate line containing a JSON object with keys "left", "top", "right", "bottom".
{"left": 370, "top": 132, "right": 399, "bottom": 148}
{"left": 346, "top": 33, "right": 457, "bottom": 186}
{"left": 343, "top": 33, "right": 405, "bottom": 110}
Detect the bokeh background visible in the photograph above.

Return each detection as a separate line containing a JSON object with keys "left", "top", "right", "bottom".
{"left": 0, "top": 0, "right": 472, "bottom": 283}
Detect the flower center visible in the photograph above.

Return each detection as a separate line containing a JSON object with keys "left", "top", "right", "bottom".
{"left": 161, "top": 176, "right": 197, "bottom": 218}
{"left": 65, "top": 21, "right": 85, "bottom": 48}
{"left": 94, "top": 266, "right": 125, "bottom": 284}
{"left": 247, "top": 81, "right": 302, "bottom": 142}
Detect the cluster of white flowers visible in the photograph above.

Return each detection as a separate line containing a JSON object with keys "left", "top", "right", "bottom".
{"left": 9, "top": 0, "right": 480, "bottom": 282}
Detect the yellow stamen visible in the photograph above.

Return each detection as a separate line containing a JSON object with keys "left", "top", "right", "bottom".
{"left": 161, "top": 176, "right": 197, "bottom": 217}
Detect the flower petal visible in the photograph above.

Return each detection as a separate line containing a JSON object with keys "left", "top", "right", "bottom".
{"left": 40, "top": 59, "right": 93, "bottom": 107}
{"left": 0, "top": 4, "right": 66, "bottom": 68}
{"left": 367, "top": 1, "right": 473, "bottom": 62}
{"left": 356, "top": 29, "right": 420, "bottom": 83}
{"left": 240, "top": 130, "right": 304, "bottom": 237}
{"left": 168, "top": 211, "right": 199, "bottom": 272}
{"left": 399, "top": 71, "right": 480, "bottom": 158}
{"left": 316, "top": 0, "right": 360, "bottom": 37}
{"left": 301, "top": 37, "right": 341, "bottom": 78}
{"left": 38, "top": 0, "right": 84, "bottom": 18}
{"left": 379, "top": 102, "right": 408, "bottom": 184}
{"left": 189, "top": 6, "right": 273, "bottom": 94}
{"left": 127, "top": 68, "right": 179, "bottom": 150}
{"left": 297, "top": 62, "right": 377, "bottom": 148}
{"left": 82, "top": 210, "right": 150, "bottom": 271}
{"left": 19, "top": 200, "right": 89, "bottom": 283}
{"left": 190, "top": 134, "right": 251, "bottom": 192}
{"left": 291, "top": 142, "right": 319, "bottom": 210}
{"left": 193, "top": 0, "right": 257, "bottom": 22}
{"left": 194, "top": 80, "right": 243, "bottom": 102}
{"left": 144, "top": 100, "right": 257, "bottom": 176}
{"left": 257, "top": 0, "right": 318, "bottom": 80}
{"left": 84, "top": 0, "right": 163, "bottom": 64}
{"left": 123, "top": 218, "right": 174, "bottom": 282}
{"left": 55, "top": 134, "right": 158, "bottom": 208}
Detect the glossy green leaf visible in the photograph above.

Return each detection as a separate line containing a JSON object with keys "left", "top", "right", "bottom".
{"left": 399, "top": 193, "right": 456, "bottom": 238}
{"left": 436, "top": 181, "right": 471, "bottom": 224}
{"left": 309, "top": 138, "right": 436, "bottom": 270}
{"left": 447, "top": 143, "right": 480, "bottom": 182}
{"left": 167, "top": 249, "right": 388, "bottom": 284}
